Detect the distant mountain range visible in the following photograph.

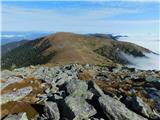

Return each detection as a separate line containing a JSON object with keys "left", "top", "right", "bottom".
{"left": 1, "top": 32, "right": 128, "bottom": 45}
{"left": 1, "top": 32, "right": 152, "bottom": 70}
{"left": 1, "top": 32, "right": 52, "bottom": 45}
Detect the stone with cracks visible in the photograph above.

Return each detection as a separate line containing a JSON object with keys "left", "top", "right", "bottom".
{"left": 63, "top": 96, "right": 97, "bottom": 120}
{"left": 98, "top": 95, "right": 148, "bottom": 120}
{"left": 44, "top": 101, "right": 60, "bottom": 120}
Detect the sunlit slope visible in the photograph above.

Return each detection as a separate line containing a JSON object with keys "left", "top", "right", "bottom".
{"left": 2, "top": 32, "right": 151, "bottom": 69}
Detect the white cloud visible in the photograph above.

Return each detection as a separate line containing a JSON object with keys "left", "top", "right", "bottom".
{"left": 2, "top": 2, "right": 155, "bottom": 32}
{"left": 122, "top": 52, "right": 160, "bottom": 70}
{"left": 2, "top": 3, "right": 139, "bottom": 19}
{"left": 1, "top": 34, "right": 25, "bottom": 38}
{"left": 1, "top": 2, "right": 159, "bottom": 50}
{"left": 105, "top": 20, "right": 160, "bottom": 24}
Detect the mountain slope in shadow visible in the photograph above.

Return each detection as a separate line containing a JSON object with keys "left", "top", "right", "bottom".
{"left": 1, "top": 40, "right": 29, "bottom": 55}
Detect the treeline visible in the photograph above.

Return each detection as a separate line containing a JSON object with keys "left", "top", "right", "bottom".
{"left": 1, "top": 37, "right": 55, "bottom": 70}
{"left": 94, "top": 42, "right": 146, "bottom": 65}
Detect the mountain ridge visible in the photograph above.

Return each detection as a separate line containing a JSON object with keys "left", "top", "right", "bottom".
{"left": 1, "top": 32, "right": 153, "bottom": 70}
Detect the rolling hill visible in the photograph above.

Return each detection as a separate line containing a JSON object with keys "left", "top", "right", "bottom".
{"left": 1, "top": 32, "right": 152, "bottom": 70}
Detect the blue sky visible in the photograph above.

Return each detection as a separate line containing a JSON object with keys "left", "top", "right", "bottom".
{"left": 1, "top": 0, "right": 160, "bottom": 41}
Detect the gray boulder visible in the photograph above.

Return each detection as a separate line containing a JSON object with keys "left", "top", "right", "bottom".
{"left": 6, "top": 76, "right": 23, "bottom": 83}
{"left": 44, "top": 83, "right": 59, "bottom": 94}
{"left": 1, "top": 70, "right": 15, "bottom": 80}
{"left": 1, "top": 74, "right": 23, "bottom": 90}
{"left": 66, "top": 80, "right": 93, "bottom": 99}
{"left": 3, "top": 113, "right": 28, "bottom": 120}
{"left": 44, "top": 101, "right": 60, "bottom": 120}
{"left": 32, "top": 67, "right": 54, "bottom": 82}
{"left": 145, "top": 87, "right": 160, "bottom": 112}
{"left": 98, "top": 95, "right": 148, "bottom": 120}
{"left": 63, "top": 96, "right": 97, "bottom": 120}
{"left": 36, "top": 94, "right": 48, "bottom": 103}
{"left": 88, "top": 81, "right": 104, "bottom": 97}
{"left": 146, "top": 76, "right": 160, "bottom": 82}
{"left": 128, "top": 96, "right": 160, "bottom": 119}
{"left": 55, "top": 73, "right": 74, "bottom": 86}
{"left": 1, "top": 87, "right": 32, "bottom": 105}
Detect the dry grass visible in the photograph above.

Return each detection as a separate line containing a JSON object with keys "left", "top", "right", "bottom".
{"left": 2, "top": 32, "right": 150, "bottom": 70}
{"left": 136, "top": 90, "right": 155, "bottom": 109}
{"left": 79, "top": 70, "right": 96, "bottom": 81}
{"left": 36, "top": 32, "right": 117, "bottom": 67}
{"left": 95, "top": 80, "right": 123, "bottom": 96}
{"left": 1, "top": 102, "right": 38, "bottom": 119}
{"left": 77, "top": 64, "right": 156, "bottom": 110}
{"left": 0, "top": 79, "right": 5, "bottom": 83}
{"left": 1, "top": 77, "right": 45, "bottom": 119}
{"left": 1, "top": 77, "right": 44, "bottom": 95}
{"left": 94, "top": 79, "right": 156, "bottom": 109}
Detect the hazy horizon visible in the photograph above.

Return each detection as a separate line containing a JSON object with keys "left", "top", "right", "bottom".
{"left": 2, "top": 1, "right": 159, "bottom": 41}
{"left": 1, "top": 31, "right": 159, "bottom": 53}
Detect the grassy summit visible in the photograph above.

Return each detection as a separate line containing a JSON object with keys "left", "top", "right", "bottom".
{"left": 1, "top": 32, "right": 151, "bottom": 70}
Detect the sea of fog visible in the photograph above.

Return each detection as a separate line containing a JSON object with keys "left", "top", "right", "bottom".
{"left": 119, "top": 38, "right": 160, "bottom": 70}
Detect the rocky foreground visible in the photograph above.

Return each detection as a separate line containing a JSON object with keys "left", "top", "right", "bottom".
{"left": 1, "top": 64, "right": 160, "bottom": 120}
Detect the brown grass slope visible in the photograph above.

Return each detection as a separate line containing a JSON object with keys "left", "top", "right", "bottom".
{"left": 2, "top": 32, "right": 152, "bottom": 69}
{"left": 35, "top": 32, "right": 151, "bottom": 66}
{"left": 39, "top": 32, "right": 114, "bottom": 66}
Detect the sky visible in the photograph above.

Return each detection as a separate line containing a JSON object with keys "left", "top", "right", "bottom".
{"left": 1, "top": 0, "right": 160, "bottom": 42}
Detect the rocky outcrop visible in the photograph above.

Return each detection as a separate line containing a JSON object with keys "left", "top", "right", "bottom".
{"left": 1, "top": 64, "right": 160, "bottom": 120}
{"left": 3, "top": 113, "right": 28, "bottom": 120}
{"left": 124, "top": 96, "right": 160, "bottom": 119}
{"left": 66, "top": 80, "right": 93, "bottom": 99}
{"left": 43, "top": 101, "right": 60, "bottom": 120}
{"left": 99, "top": 95, "right": 147, "bottom": 120}
{"left": 1, "top": 70, "right": 23, "bottom": 89}
{"left": 1, "top": 87, "right": 32, "bottom": 105}
{"left": 63, "top": 96, "right": 97, "bottom": 120}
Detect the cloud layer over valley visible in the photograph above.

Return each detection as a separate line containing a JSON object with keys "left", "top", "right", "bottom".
{"left": 121, "top": 52, "right": 160, "bottom": 70}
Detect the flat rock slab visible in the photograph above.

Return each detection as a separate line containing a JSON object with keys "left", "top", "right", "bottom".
{"left": 44, "top": 101, "right": 60, "bottom": 120}
{"left": 1, "top": 75, "right": 23, "bottom": 90}
{"left": 63, "top": 96, "right": 97, "bottom": 120}
{"left": 98, "top": 95, "right": 148, "bottom": 120}
{"left": 66, "top": 80, "right": 93, "bottom": 99}
{"left": 127, "top": 96, "right": 159, "bottom": 119}
{"left": 1, "top": 87, "right": 32, "bottom": 105}
{"left": 3, "top": 112, "right": 28, "bottom": 120}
